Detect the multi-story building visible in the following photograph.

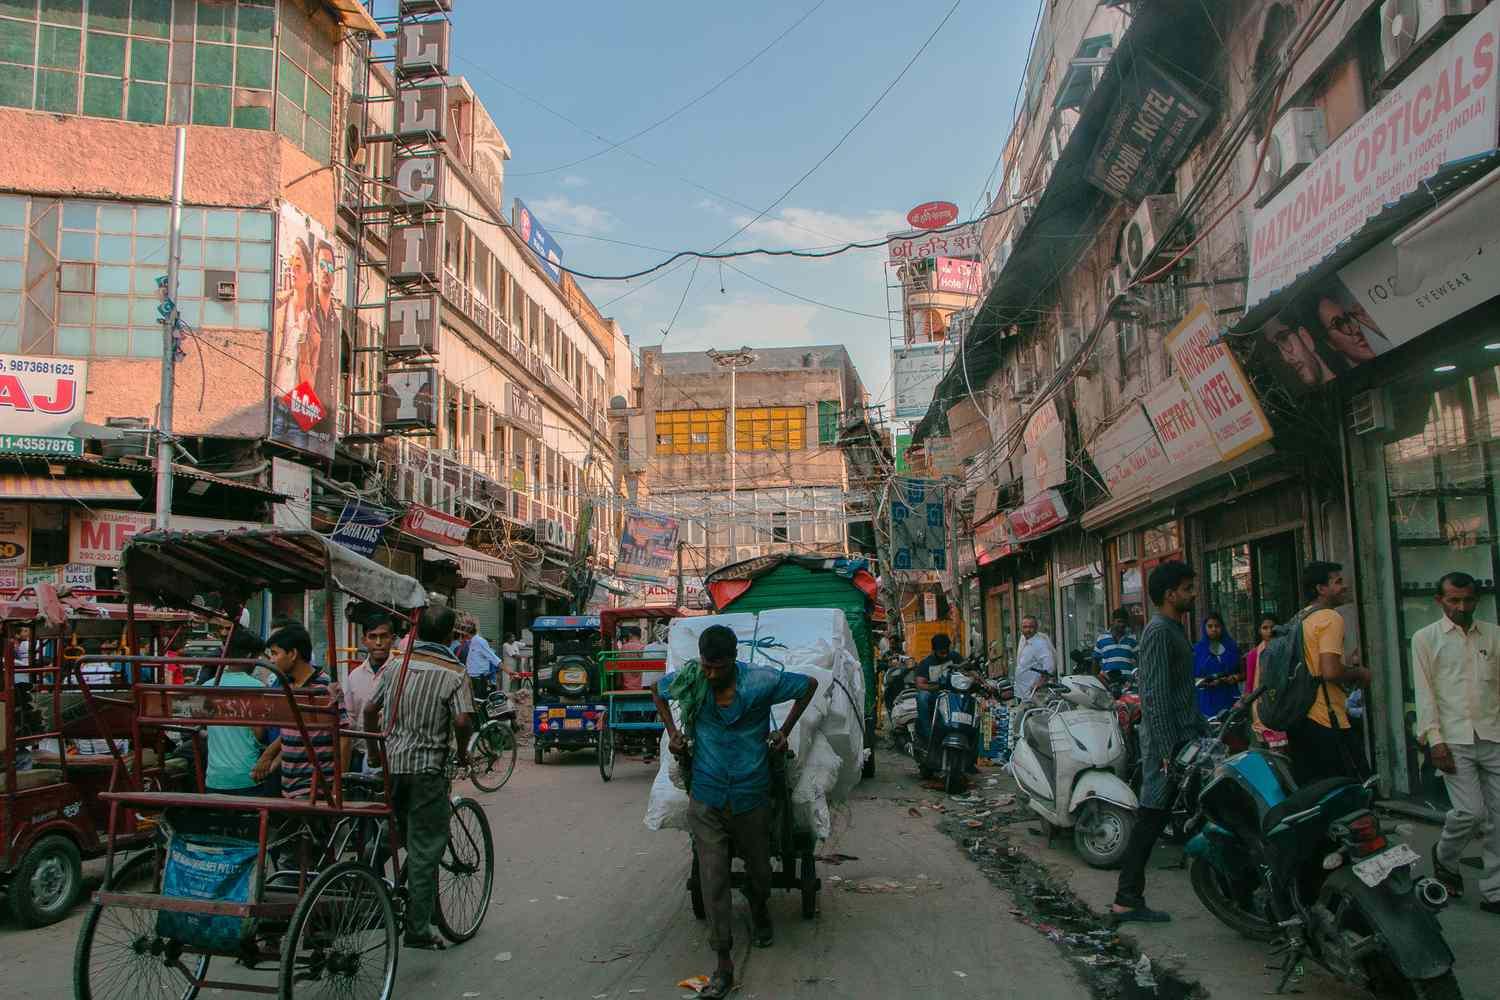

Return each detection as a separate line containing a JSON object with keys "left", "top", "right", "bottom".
{"left": 911, "top": 0, "right": 1500, "bottom": 802}
{"left": 615, "top": 345, "right": 874, "bottom": 593}
{"left": 0, "top": 0, "right": 627, "bottom": 657}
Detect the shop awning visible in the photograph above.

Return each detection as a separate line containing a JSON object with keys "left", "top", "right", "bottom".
{"left": 422, "top": 545, "right": 513, "bottom": 582}
{"left": 533, "top": 579, "right": 572, "bottom": 600}
{"left": 0, "top": 474, "right": 142, "bottom": 503}
{"left": 1081, "top": 443, "right": 1275, "bottom": 534}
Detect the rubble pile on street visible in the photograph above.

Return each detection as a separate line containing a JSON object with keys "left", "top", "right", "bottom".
{"left": 922, "top": 775, "right": 1204, "bottom": 1000}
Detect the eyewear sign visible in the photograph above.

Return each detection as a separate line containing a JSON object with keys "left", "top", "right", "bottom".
{"left": 1086, "top": 57, "right": 1211, "bottom": 202}
{"left": 1245, "top": 5, "right": 1500, "bottom": 308}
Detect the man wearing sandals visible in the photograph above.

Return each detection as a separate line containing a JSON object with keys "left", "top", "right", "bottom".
{"left": 652, "top": 625, "right": 820, "bottom": 1000}
{"left": 364, "top": 602, "right": 474, "bottom": 950}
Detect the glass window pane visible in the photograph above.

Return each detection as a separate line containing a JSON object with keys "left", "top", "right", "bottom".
{"left": 235, "top": 269, "right": 268, "bottom": 299}
{"left": 0, "top": 291, "right": 21, "bottom": 320}
{"left": 276, "top": 55, "right": 302, "bottom": 105}
{"left": 194, "top": 41, "right": 231, "bottom": 85}
{"left": 96, "top": 264, "right": 129, "bottom": 293}
{"left": 201, "top": 297, "right": 232, "bottom": 325}
{"left": 88, "top": 0, "right": 129, "bottom": 34}
{"left": 134, "top": 204, "right": 167, "bottom": 235}
{"left": 204, "top": 209, "right": 236, "bottom": 237}
{"left": 305, "top": 81, "right": 329, "bottom": 126}
{"left": 36, "top": 67, "right": 76, "bottom": 111}
{"left": 195, "top": 0, "right": 231, "bottom": 43}
{"left": 98, "top": 203, "right": 131, "bottom": 232}
{"left": 56, "top": 325, "right": 89, "bottom": 354}
{"left": 97, "top": 233, "right": 130, "bottom": 262}
{"left": 238, "top": 211, "right": 271, "bottom": 241}
{"left": 236, "top": 301, "right": 266, "bottom": 328}
{"left": 95, "top": 294, "right": 128, "bottom": 323}
{"left": 130, "top": 37, "right": 166, "bottom": 81}
{"left": 175, "top": 267, "right": 200, "bottom": 296}
{"left": 179, "top": 208, "right": 203, "bottom": 236}
{"left": 82, "top": 72, "right": 120, "bottom": 116}
{"left": 237, "top": 239, "right": 270, "bottom": 271}
{"left": 84, "top": 30, "right": 123, "bottom": 75}
{"left": 202, "top": 238, "right": 232, "bottom": 269}
{"left": 37, "top": 24, "right": 79, "bottom": 69}
{"left": 129, "top": 0, "right": 169, "bottom": 39}
{"left": 59, "top": 229, "right": 93, "bottom": 258}
{"left": 302, "top": 119, "right": 327, "bottom": 162}
{"left": 128, "top": 296, "right": 157, "bottom": 324}
{"left": 235, "top": 45, "right": 270, "bottom": 89}
{"left": 62, "top": 201, "right": 95, "bottom": 229}
{"left": 0, "top": 261, "right": 21, "bottom": 290}
{"left": 0, "top": 62, "right": 34, "bottom": 109}
{"left": 135, "top": 237, "right": 165, "bottom": 264}
{"left": 0, "top": 195, "right": 28, "bottom": 227}
{"left": 178, "top": 236, "right": 200, "bottom": 266}
{"left": 0, "top": 19, "right": 36, "bottom": 65}
{"left": 94, "top": 327, "right": 128, "bottom": 355}
{"left": 237, "top": 5, "right": 274, "bottom": 47}
{"left": 232, "top": 99, "right": 269, "bottom": 130}
{"left": 125, "top": 78, "right": 164, "bottom": 122}
{"left": 129, "top": 327, "right": 160, "bottom": 356}
{"left": 191, "top": 82, "right": 228, "bottom": 124}
{"left": 59, "top": 291, "right": 91, "bottom": 323}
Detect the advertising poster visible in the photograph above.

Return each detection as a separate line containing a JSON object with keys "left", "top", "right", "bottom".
{"left": 0, "top": 503, "right": 26, "bottom": 567}
{"left": 1087, "top": 404, "right": 1167, "bottom": 502}
{"left": 0, "top": 354, "right": 87, "bottom": 455}
{"left": 1021, "top": 398, "right": 1066, "bottom": 498}
{"left": 1165, "top": 304, "right": 1272, "bottom": 461}
{"left": 331, "top": 501, "right": 389, "bottom": 557}
{"left": 269, "top": 203, "right": 340, "bottom": 458}
{"left": 892, "top": 343, "right": 948, "bottom": 420}
{"left": 514, "top": 199, "right": 564, "bottom": 284}
{"left": 70, "top": 510, "right": 153, "bottom": 566}
{"left": 616, "top": 511, "right": 680, "bottom": 584}
{"left": 889, "top": 479, "right": 946, "bottom": 573}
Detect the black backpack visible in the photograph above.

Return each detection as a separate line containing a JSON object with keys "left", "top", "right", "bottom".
{"left": 1254, "top": 607, "right": 1332, "bottom": 733}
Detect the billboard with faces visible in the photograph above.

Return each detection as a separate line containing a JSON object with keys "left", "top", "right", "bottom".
{"left": 1250, "top": 267, "right": 1402, "bottom": 394}
{"left": 269, "top": 203, "right": 340, "bottom": 457}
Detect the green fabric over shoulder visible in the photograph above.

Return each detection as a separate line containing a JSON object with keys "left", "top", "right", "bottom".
{"left": 669, "top": 658, "right": 709, "bottom": 735}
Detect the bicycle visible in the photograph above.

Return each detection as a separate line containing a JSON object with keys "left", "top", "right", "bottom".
{"left": 464, "top": 690, "right": 518, "bottom": 792}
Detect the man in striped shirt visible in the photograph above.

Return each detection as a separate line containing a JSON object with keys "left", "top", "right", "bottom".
{"left": 1091, "top": 608, "right": 1139, "bottom": 682}
{"left": 251, "top": 623, "right": 349, "bottom": 801}
{"left": 365, "top": 602, "right": 474, "bottom": 950}
{"left": 1111, "top": 561, "right": 1205, "bottom": 924}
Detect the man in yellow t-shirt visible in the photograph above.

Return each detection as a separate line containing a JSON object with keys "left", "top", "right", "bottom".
{"left": 1288, "top": 561, "right": 1372, "bottom": 785}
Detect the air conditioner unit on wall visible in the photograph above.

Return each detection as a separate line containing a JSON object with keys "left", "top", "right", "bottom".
{"left": 1122, "top": 195, "right": 1182, "bottom": 281}
{"left": 1349, "top": 388, "right": 1392, "bottom": 435}
{"left": 1258, "top": 108, "right": 1329, "bottom": 205}
{"left": 1379, "top": 0, "right": 1482, "bottom": 84}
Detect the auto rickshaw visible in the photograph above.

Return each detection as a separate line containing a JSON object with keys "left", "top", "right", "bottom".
{"left": 1, "top": 586, "right": 196, "bottom": 926}
{"left": 529, "top": 615, "right": 603, "bottom": 764}
{"left": 595, "top": 606, "right": 689, "bottom": 781}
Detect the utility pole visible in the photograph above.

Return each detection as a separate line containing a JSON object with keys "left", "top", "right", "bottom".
{"left": 675, "top": 539, "right": 685, "bottom": 607}
{"left": 707, "top": 347, "right": 755, "bottom": 542}
{"left": 154, "top": 127, "right": 186, "bottom": 530}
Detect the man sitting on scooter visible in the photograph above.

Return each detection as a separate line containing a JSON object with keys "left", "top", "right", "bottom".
{"left": 913, "top": 633, "right": 962, "bottom": 759}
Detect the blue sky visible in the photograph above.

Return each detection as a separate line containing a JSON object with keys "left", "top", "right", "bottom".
{"left": 446, "top": 0, "right": 1040, "bottom": 411}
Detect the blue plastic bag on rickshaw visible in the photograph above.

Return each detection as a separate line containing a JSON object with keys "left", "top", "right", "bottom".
{"left": 156, "top": 833, "right": 261, "bottom": 951}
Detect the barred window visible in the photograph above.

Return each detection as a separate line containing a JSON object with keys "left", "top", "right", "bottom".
{"left": 655, "top": 409, "right": 726, "bottom": 455}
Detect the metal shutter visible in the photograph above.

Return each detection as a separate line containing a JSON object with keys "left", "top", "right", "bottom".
{"left": 454, "top": 579, "right": 503, "bottom": 647}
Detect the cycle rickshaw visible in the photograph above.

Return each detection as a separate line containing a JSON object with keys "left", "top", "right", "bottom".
{"left": 594, "top": 605, "right": 685, "bottom": 782}
{"left": 71, "top": 528, "right": 495, "bottom": 1000}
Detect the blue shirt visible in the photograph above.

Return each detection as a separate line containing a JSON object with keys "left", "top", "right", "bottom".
{"left": 657, "top": 662, "right": 813, "bottom": 814}
{"left": 1093, "top": 631, "right": 1139, "bottom": 674}
{"left": 455, "top": 634, "right": 501, "bottom": 678}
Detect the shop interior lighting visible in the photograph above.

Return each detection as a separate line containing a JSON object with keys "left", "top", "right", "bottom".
{"left": 1433, "top": 364, "right": 1458, "bottom": 373}
{"left": 1485, "top": 343, "right": 1500, "bottom": 351}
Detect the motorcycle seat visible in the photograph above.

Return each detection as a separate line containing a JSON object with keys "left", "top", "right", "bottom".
{"left": 1260, "top": 777, "right": 1358, "bottom": 833}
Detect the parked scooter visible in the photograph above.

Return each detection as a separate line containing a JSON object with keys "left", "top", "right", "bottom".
{"left": 895, "top": 655, "right": 990, "bottom": 793}
{"left": 1180, "top": 690, "right": 1460, "bottom": 997}
{"left": 1008, "top": 675, "right": 1137, "bottom": 868}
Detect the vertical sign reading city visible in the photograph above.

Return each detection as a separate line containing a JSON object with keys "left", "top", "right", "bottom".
{"left": 379, "top": 0, "right": 453, "bottom": 435}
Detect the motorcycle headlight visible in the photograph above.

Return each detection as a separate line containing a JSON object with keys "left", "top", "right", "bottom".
{"left": 950, "top": 673, "right": 974, "bottom": 692}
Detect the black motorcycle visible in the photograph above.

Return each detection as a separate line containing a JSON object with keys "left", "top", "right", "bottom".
{"left": 1178, "top": 690, "right": 1459, "bottom": 998}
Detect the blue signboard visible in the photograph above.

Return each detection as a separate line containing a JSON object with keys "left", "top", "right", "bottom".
{"left": 531, "top": 615, "right": 600, "bottom": 631}
{"left": 331, "top": 501, "right": 388, "bottom": 557}
{"left": 513, "top": 199, "right": 564, "bottom": 285}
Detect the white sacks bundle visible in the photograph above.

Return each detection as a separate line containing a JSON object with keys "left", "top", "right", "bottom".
{"left": 643, "top": 608, "right": 867, "bottom": 841}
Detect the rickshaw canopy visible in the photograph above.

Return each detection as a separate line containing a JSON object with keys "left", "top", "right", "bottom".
{"left": 120, "top": 529, "right": 428, "bottom": 611}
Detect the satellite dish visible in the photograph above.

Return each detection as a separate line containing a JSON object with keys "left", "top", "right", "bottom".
{"left": 609, "top": 394, "right": 628, "bottom": 410}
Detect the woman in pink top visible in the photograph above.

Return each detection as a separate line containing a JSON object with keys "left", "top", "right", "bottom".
{"left": 1244, "top": 615, "right": 1288, "bottom": 748}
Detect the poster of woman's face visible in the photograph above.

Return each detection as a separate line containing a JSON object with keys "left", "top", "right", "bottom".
{"left": 1251, "top": 276, "right": 1388, "bottom": 394}
{"left": 269, "top": 203, "right": 340, "bottom": 458}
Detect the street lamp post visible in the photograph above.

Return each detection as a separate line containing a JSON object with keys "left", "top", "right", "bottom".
{"left": 707, "top": 347, "right": 756, "bottom": 552}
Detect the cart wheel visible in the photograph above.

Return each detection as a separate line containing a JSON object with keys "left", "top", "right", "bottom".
{"left": 598, "top": 726, "right": 616, "bottom": 782}
{"left": 279, "top": 861, "right": 398, "bottom": 1000}
{"left": 75, "top": 849, "right": 209, "bottom": 1000}
{"left": 467, "top": 724, "right": 517, "bottom": 792}
{"left": 799, "top": 851, "right": 818, "bottom": 920}
{"left": 435, "top": 798, "right": 494, "bottom": 943}
{"left": 11, "top": 833, "right": 82, "bottom": 928}
{"left": 534, "top": 743, "right": 545, "bottom": 765}
{"left": 688, "top": 845, "right": 706, "bottom": 920}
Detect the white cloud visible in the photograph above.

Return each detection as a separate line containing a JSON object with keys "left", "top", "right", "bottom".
{"left": 667, "top": 296, "right": 820, "bottom": 350}
{"left": 530, "top": 195, "right": 615, "bottom": 235}
{"left": 730, "top": 206, "right": 908, "bottom": 248}
{"left": 560, "top": 175, "right": 589, "bottom": 188}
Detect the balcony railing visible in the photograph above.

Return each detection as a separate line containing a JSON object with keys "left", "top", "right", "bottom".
{"left": 441, "top": 265, "right": 513, "bottom": 354}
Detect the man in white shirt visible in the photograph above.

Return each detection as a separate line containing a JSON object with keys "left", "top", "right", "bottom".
{"left": 1412, "top": 571, "right": 1500, "bottom": 914}
{"left": 1014, "top": 615, "right": 1057, "bottom": 704}
{"left": 345, "top": 614, "right": 397, "bottom": 774}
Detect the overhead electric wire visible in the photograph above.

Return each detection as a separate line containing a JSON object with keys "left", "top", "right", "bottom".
{"left": 508, "top": 0, "right": 831, "bottom": 178}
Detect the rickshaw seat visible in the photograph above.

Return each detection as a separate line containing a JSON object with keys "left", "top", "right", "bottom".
{"left": 0, "top": 768, "right": 63, "bottom": 792}
{"left": 100, "top": 789, "right": 392, "bottom": 816}
{"left": 33, "top": 748, "right": 162, "bottom": 771}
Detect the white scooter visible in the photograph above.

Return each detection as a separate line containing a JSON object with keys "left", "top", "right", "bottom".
{"left": 1007, "top": 675, "right": 1137, "bottom": 868}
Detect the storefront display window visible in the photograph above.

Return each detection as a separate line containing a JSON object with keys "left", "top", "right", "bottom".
{"left": 984, "top": 584, "right": 1012, "bottom": 675}
{"left": 1111, "top": 520, "right": 1182, "bottom": 626}
{"left": 1204, "top": 534, "right": 1299, "bottom": 647}
{"left": 963, "top": 578, "right": 983, "bottom": 657}
{"left": 1383, "top": 366, "right": 1500, "bottom": 796}
{"left": 1017, "top": 574, "right": 1052, "bottom": 643}
{"left": 1060, "top": 574, "right": 1105, "bottom": 660}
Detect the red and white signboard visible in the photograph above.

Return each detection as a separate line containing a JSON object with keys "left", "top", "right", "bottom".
{"left": 1007, "top": 488, "right": 1068, "bottom": 541}
{"left": 1246, "top": 5, "right": 1500, "bottom": 308}
{"left": 1021, "top": 398, "right": 1067, "bottom": 499}
{"left": 888, "top": 223, "right": 981, "bottom": 263}
{"left": 1165, "top": 304, "right": 1272, "bottom": 461}
{"left": 907, "top": 201, "right": 960, "bottom": 231}
{"left": 0, "top": 354, "right": 87, "bottom": 437}
{"left": 402, "top": 503, "right": 471, "bottom": 546}
{"left": 1142, "top": 376, "right": 1221, "bottom": 475}
{"left": 934, "top": 256, "right": 983, "bottom": 295}
{"left": 1087, "top": 404, "right": 1168, "bottom": 502}
{"left": 70, "top": 510, "right": 153, "bottom": 566}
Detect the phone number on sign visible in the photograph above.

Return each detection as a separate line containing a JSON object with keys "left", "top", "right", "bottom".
{"left": 0, "top": 435, "right": 81, "bottom": 455}
{"left": 4, "top": 358, "right": 79, "bottom": 376}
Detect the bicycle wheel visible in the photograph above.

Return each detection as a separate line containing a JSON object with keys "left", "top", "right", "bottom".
{"left": 467, "top": 724, "right": 517, "bottom": 792}
{"left": 74, "top": 849, "right": 210, "bottom": 1000}
{"left": 434, "top": 797, "right": 494, "bottom": 943}
{"left": 598, "top": 724, "right": 615, "bottom": 782}
{"left": 279, "top": 861, "right": 398, "bottom": 1000}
